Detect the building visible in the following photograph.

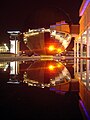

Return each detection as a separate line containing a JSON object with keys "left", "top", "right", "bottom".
{"left": 23, "top": 21, "right": 72, "bottom": 56}
{"left": 74, "top": 0, "right": 90, "bottom": 119}
{"left": 7, "top": 31, "right": 20, "bottom": 56}
{"left": 51, "top": 20, "right": 70, "bottom": 33}
{"left": 0, "top": 43, "right": 9, "bottom": 53}
{"left": 50, "top": 21, "right": 80, "bottom": 56}
{"left": 75, "top": 0, "right": 90, "bottom": 58}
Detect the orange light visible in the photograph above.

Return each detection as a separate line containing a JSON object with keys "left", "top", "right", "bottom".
{"left": 48, "top": 45, "right": 55, "bottom": 51}
{"left": 57, "top": 48, "right": 62, "bottom": 53}
{"left": 48, "top": 65, "right": 55, "bottom": 71}
{"left": 57, "top": 63, "right": 62, "bottom": 68}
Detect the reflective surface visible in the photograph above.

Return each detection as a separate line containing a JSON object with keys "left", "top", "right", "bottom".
{"left": 23, "top": 60, "right": 71, "bottom": 89}
{"left": 0, "top": 59, "right": 86, "bottom": 119}
{"left": 74, "top": 59, "right": 90, "bottom": 120}
{"left": 0, "top": 60, "right": 73, "bottom": 92}
{"left": 74, "top": 59, "right": 90, "bottom": 91}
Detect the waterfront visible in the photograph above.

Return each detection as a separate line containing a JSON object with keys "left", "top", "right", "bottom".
{"left": 0, "top": 58, "right": 89, "bottom": 120}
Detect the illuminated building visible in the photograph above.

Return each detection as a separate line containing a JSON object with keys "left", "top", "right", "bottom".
{"left": 23, "top": 28, "right": 50, "bottom": 55}
{"left": 23, "top": 21, "right": 72, "bottom": 55}
{"left": 74, "top": 0, "right": 90, "bottom": 119}
{"left": 50, "top": 21, "right": 72, "bottom": 51}
{"left": 7, "top": 31, "right": 20, "bottom": 56}
{"left": 0, "top": 43, "right": 9, "bottom": 53}
{"left": 75, "top": 0, "right": 90, "bottom": 58}
{"left": 7, "top": 61, "right": 20, "bottom": 84}
{"left": 50, "top": 20, "right": 70, "bottom": 33}
{"left": 0, "top": 62, "right": 8, "bottom": 71}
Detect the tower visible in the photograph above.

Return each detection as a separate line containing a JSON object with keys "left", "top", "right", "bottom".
{"left": 7, "top": 31, "right": 20, "bottom": 56}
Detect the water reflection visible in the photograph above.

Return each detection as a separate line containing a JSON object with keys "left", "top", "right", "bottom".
{"left": 0, "top": 59, "right": 90, "bottom": 118}
{"left": 23, "top": 60, "right": 71, "bottom": 93}
{"left": 74, "top": 58, "right": 90, "bottom": 119}
{"left": 74, "top": 59, "right": 90, "bottom": 90}
{"left": 0, "top": 60, "right": 72, "bottom": 93}
{"left": 0, "top": 62, "right": 9, "bottom": 71}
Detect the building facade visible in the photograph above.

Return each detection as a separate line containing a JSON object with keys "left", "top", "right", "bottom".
{"left": 7, "top": 31, "right": 20, "bottom": 56}
{"left": 75, "top": 0, "right": 90, "bottom": 119}
{"left": 75, "top": 0, "right": 90, "bottom": 58}
{"left": 23, "top": 25, "right": 72, "bottom": 55}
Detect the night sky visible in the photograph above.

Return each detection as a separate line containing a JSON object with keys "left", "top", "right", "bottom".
{"left": 0, "top": 0, "right": 83, "bottom": 42}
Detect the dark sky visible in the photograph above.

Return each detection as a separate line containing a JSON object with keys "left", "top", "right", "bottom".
{"left": 0, "top": 0, "right": 83, "bottom": 42}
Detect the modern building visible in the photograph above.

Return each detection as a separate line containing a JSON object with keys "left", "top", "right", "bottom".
{"left": 50, "top": 20, "right": 70, "bottom": 33}
{"left": 75, "top": 0, "right": 90, "bottom": 58}
{"left": 74, "top": 0, "right": 90, "bottom": 119}
{"left": 23, "top": 21, "right": 72, "bottom": 56}
{"left": 50, "top": 21, "right": 79, "bottom": 57}
{"left": 23, "top": 28, "right": 50, "bottom": 55}
{"left": 0, "top": 43, "right": 9, "bottom": 53}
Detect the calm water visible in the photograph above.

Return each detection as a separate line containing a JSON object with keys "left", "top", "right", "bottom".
{"left": 0, "top": 59, "right": 87, "bottom": 119}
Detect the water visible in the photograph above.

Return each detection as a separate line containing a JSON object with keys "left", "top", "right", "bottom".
{"left": 0, "top": 59, "right": 88, "bottom": 119}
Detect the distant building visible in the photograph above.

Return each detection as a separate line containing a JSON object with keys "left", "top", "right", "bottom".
{"left": 0, "top": 43, "right": 9, "bottom": 53}
{"left": 7, "top": 31, "right": 20, "bottom": 56}
{"left": 50, "top": 20, "right": 70, "bottom": 33}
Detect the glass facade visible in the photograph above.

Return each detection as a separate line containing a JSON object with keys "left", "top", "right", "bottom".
{"left": 75, "top": 1, "right": 90, "bottom": 58}
{"left": 74, "top": 0, "right": 90, "bottom": 118}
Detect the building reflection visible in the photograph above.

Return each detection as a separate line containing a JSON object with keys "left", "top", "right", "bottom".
{"left": 0, "top": 59, "right": 77, "bottom": 93}
{"left": 7, "top": 61, "right": 33, "bottom": 84}
{"left": 0, "top": 60, "right": 75, "bottom": 92}
{"left": 0, "top": 62, "right": 9, "bottom": 71}
{"left": 74, "top": 58, "right": 90, "bottom": 119}
{"left": 23, "top": 60, "right": 71, "bottom": 93}
{"left": 0, "top": 61, "right": 23, "bottom": 84}
{"left": 0, "top": 59, "right": 73, "bottom": 93}
{"left": 74, "top": 59, "right": 90, "bottom": 90}
{"left": 7, "top": 61, "right": 20, "bottom": 84}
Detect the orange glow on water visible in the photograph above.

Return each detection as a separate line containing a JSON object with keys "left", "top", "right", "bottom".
{"left": 48, "top": 65, "right": 55, "bottom": 71}
{"left": 57, "top": 64, "right": 61, "bottom": 68}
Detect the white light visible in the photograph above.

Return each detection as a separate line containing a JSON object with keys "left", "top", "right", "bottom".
{"left": 10, "top": 61, "right": 17, "bottom": 75}
{"left": 51, "top": 30, "right": 56, "bottom": 36}
{"left": 4, "top": 43, "right": 9, "bottom": 51}
{"left": 10, "top": 40, "right": 18, "bottom": 54}
{"left": 10, "top": 40, "right": 15, "bottom": 54}
{"left": 7, "top": 31, "right": 20, "bottom": 34}
{"left": 62, "top": 40, "right": 68, "bottom": 48}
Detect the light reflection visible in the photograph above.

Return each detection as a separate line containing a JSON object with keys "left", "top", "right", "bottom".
{"left": 48, "top": 45, "right": 55, "bottom": 51}
{"left": 48, "top": 64, "right": 55, "bottom": 71}
{"left": 0, "top": 59, "right": 72, "bottom": 93}
{"left": 75, "top": 59, "right": 90, "bottom": 90}
{"left": 74, "top": 58, "right": 90, "bottom": 118}
{"left": 7, "top": 61, "right": 21, "bottom": 84}
{"left": 0, "top": 58, "right": 90, "bottom": 117}
{"left": 0, "top": 62, "right": 9, "bottom": 71}
{"left": 23, "top": 60, "right": 71, "bottom": 92}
